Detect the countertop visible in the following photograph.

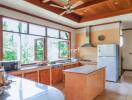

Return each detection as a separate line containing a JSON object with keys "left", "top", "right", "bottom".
{"left": 0, "top": 76, "right": 64, "bottom": 100}
{"left": 8, "top": 61, "right": 80, "bottom": 73}
{"left": 64, "top": 65, "right": 105, "bottom": 74}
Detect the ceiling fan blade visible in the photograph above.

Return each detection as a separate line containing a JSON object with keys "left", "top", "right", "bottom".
{"left": 50, "top": 4, "right": 65, "bottom": 9}
{"left": 71, "top": 1, "right": 84, "bottom": 9}
{"left": 42, "top": 0, "right": 50, "bottom": 3}
{"left": 60, "top": 11, "right": 67, "bottom": 16}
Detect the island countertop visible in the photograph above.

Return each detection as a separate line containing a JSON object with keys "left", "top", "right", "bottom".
{"left": 0, "top": 76, "right": 64, "bottom": 100}
{"left": 64, "top": 65, "right": 105, "bottom": 74}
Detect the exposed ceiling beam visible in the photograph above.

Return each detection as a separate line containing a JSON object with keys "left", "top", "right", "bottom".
{"left": 75, "top": 0, "right": 108, "bottom": 10}
{"left": 25, "top": 0, "right": 81, "bottom": 22}
{"left": 81, "top": 7, "right": 132, "bottom": 22}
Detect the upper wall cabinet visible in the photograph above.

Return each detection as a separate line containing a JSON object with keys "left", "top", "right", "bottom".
{"left": 91, "top": 22, "right": 121, "bottom": 46}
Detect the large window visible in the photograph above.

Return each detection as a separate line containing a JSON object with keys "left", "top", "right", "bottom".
{"left": 2, "top": 17, "right": 70, "bottom": 64}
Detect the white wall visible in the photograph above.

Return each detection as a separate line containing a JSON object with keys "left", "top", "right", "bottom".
{"left": 0, "top": 7, "right": 76, "bottom": 49}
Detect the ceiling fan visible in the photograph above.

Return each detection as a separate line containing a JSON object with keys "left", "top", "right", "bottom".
{"left": 43, "top": 0, "right": 84, "bottom": 15}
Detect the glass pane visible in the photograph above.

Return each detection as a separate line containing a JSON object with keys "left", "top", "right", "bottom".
{"left": 3, "top": 18, "right": 20, "bottom": 32}
{"left": 21, "top": 34, "right": 44, "bottom": 64}
{"left": 35, "top": 39, "right": 44, "bottom": 61}
{"left": 29, "top": 24, "right": 46, "bottom": 36}
{"left": 47, "top": 38, "right": 60, "bottom": 62}
{"left": 47, "top": 28, "right": 59, "bottom": 38}
{"left": 3, "top": 32, "right": 20, "bottom": 61}
{"left": 60, "top": 31, "right": 69, "bottom": 39}
{"left": 59, "top": 41, "right": 69, "bottom": 58}
{"left": 20, "top": 22, "right": 28, "bottom": 33}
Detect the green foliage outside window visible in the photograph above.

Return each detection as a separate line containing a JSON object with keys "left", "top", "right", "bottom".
{"left": 35, "top": 39, "right": 44, "bottom": 61}
{"left": 3, "top": 33, "right": 18, "bottom": 60}
{"left": 59, "top": 41, "right": 68, "bottom": 58}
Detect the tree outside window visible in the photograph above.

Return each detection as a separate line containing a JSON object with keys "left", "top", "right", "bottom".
{"left": 35, "top": 39, "right": 44, "bottom": 61}
{"left": 59, "top": 41, "right": 69, "bottom": 58}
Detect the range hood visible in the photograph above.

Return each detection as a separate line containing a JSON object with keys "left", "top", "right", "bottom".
{"left": 81, "top": 26, "right": 92, "bottom": 47}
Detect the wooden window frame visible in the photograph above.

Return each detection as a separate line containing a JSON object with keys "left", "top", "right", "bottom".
{"left": 1, "top": 16, "right": 71, "bottom": 63}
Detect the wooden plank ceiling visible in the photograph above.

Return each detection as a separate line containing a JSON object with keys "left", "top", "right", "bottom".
{"left": 25, "top": 0, "right": 132, "bottom": 22}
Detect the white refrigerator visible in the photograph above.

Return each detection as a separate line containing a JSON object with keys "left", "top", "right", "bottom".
{"left": 97, "top": 44, "right": 119, "bottom": 82}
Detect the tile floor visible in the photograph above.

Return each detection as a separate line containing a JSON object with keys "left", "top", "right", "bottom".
{"left": 54, "top": 71, "right": 132, "bottom": 100}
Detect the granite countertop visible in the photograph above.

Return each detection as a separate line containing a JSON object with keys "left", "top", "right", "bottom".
{"left": 0, "top": 76, "right": 64, "bottom": 100}
{"left": 64, "top": 65, "right": 105, "bottom": 74}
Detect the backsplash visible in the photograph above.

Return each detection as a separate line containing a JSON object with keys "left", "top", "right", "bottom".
{"left": 78, "top": 47, "right": 97, "bottom": 61}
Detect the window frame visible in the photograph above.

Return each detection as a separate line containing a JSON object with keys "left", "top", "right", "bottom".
{"left": 1, "top": 16, "right": 71, "bottom": 64}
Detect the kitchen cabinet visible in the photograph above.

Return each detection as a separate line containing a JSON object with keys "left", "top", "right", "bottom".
{"left": 24, "top": 71, "right": 38, "bottom": 82}
{"left": 64, "top": 67, "right": 105, "bottom": 100}
{"left": 51, "top": 67, "right": 64, "bottom": 84}
{"left": 9, "top": 73, "right": 22, "bottom": 77}
{"left": 39, "top": 69, "right": 50, "bottom": 85}
{"left": 8, "top": 62, "right": 81, "bottom": 85}
{"left": 64, "top": 62, "right": 81, "bottom": 69}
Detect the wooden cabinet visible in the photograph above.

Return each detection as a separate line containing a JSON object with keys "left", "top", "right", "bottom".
{"left": 9, "top": 73, "right": 22, "bottom": 77}
{"left": 39, "top": 69, "right": 50, "bottom": 85}
{"left": 8, "top": 62, "right": 81, "bottom": 85}
{"left": 64, "top": 62, "right": 81, "bottom": 69}
{"left": 24, "top": 71, "right": 38, "bottom": 82}
{"left": 64, "top": 65, "right": 72, "bottom": 69}
{"left": 51, "top": 67, "right": 64, "bottom": 84}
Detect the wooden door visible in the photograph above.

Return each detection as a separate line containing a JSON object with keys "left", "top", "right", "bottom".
{"left": 39, "top": 69, "right": 50, "bottom": 85}
{"left": 123, "top": 30, "right": 132, "bottom": 70}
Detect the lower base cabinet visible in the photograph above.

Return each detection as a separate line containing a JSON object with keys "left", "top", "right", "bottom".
{"left": 51, "top": 67, "right": 64, "bottom": 85}
{"left": 39, "top": 69, "right": 50, "bottom": 85}
{"left": 9, "top": 62, "right": 81, "bottom": 85}
{"left": 24, "top": 71, "right": 38, "bottom": 82}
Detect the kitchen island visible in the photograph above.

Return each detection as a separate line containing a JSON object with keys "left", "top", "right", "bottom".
{"left": 0, "top": 76, "right": 64, "bottom": 100}
{"left": 64, "top": 65, "right": 105, "bottom": 100}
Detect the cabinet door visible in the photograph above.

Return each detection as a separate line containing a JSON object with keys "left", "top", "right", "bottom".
{"left": 24, "top": 71, "right": 38, "bottom": 82}
{"left": 39, "top": 69, "right": 50, "bottom": 85}
{"left": 51, "top": 67, "right": 63, "bottom": 84}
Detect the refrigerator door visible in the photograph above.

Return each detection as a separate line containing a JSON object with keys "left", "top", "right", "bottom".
{"left": 98, "top": 44, "right": 117, "bottom": 57}
{"left": 97, "top": 57, "right": 118, "bottom": 82}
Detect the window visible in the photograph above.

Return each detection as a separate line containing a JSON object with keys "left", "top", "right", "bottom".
{"left": 21, "top": 35, "right": 44, "bottom": 64}
{"left": 59, "top": 41, "right": 69, "bottom": 58}
{"left": 47, "top": 38, "right": 59, "bottom": 61}
{"left": 35, "top": 39, "right": 44, "bottom": 61}
{"left": 47, "top": 38, "right": 69, "bottom": 61}
{"left": 60, "top": 31, "right": 69, "bottom": 39}
{"left": 3, "top": 32, "right": 20, "bottom": 61}
{"left": 2, "top": 17, "right": 71, "bottom": 64}
{"left": 47, "top": 28, "right": 59, "bottom": 38}
{"left": 29, "top": 24, "right": 46, "bottom": 36}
